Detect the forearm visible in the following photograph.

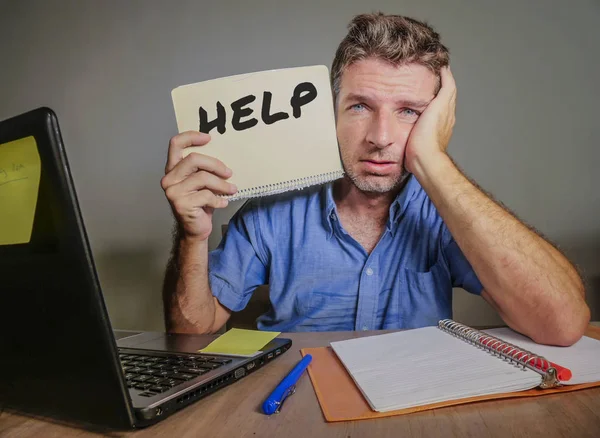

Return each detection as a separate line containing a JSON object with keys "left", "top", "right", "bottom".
{"left": 413, "top": 153, "right": 589, "bottom": 345}
{"left": 162, "top": 231, "right": 221, "bottom": 334}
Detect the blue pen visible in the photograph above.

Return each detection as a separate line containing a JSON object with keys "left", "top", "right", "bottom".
{"left": 262, "top": 354, "right": 313, "bottom": 415}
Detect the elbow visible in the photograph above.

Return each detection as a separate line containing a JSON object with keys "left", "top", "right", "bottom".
{"left": 553, "top": 326, "right": 587, "bottom": 347}
{"left": 165, "top": 309, "right": 218, "bottom": 335}
{"left": 164, "top": 297, "right": 222, "bottom": 334}
{"left": 550, "top": 301, "right": 590, "bottom": 347}
{"left": 168, "top": 322, "right": 216, "bottom": 335}
{"left": 556, "top": 280, "right": 590, "bottom": 346}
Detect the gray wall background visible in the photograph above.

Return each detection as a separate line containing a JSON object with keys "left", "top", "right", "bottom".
{"left": 1, "top": 0, "right": 598, "bottom": 331}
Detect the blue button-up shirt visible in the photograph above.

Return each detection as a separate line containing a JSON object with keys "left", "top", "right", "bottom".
{"left": 208, "top": 175, "right": 483, "bottom": 332}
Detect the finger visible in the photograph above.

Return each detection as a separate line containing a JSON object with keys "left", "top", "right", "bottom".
{"left": 178, "top": 170, "right": 238, "bottom": 196}
{"left": 171, "top": 189, "right": 228, "bottom": 218}
{"left": 164, "top": 171, "right": 236, "bottom": 207}
{"left": 162, "top": 152, "right": 232, "bottom": 189}
{"left": 189, "top": 189, "right": 229, "bottom": 210}
{"left": 166, "top": 131, "right": 211, "bottom": 173}
{"left": 436, "top": 66, "right": 456, "bottom": 102}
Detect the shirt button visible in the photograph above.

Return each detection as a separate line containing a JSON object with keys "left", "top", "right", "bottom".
{"left": 330, "top": 213, "right": 337, "bottom": 221}
{"left": 366, "top": 268, "right": 374, "bottom": 276}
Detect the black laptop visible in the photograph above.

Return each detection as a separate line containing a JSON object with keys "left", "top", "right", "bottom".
{"left": 0, "top": 107, "right": 291, "bottom": 429}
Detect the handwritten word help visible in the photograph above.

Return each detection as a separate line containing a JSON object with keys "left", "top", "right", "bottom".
{"left": 198, "top": 82, "right": 318, "bottom": 135}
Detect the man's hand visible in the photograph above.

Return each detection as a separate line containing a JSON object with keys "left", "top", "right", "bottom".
{"left": 404, "top": 66, "right": 457, "bottom": 176}
{"left": 161, "top": 131, "right": 238, "bottom": 241}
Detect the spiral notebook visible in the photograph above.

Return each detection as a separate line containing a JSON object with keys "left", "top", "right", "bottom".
{"left": 302, "top": 321, "right": 600, "bottom": 421}
{"left": 171, "top": 65, "right": 344, "bottom": 201}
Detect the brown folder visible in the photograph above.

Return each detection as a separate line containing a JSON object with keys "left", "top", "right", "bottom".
{"left": 301, "top": 326, "right": 600, "bottom": 422}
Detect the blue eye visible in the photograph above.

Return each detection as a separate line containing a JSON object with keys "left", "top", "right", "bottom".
{"left": 351, "top": 103, "right": 365, "bottom": 112}
{"left": 399, "top": 108, "right": 421, "bottom": 121}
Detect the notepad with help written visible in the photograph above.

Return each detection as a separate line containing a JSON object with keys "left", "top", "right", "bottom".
{"left": 171, "top": 65, "right": 344, "bottom": 201}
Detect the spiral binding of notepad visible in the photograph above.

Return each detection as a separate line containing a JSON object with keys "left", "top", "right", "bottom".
{"left": 438, "top": 319, "right": 561, "bottom": 388}
{"left": 223, "top": 170, "right": 345, "bottom": 201}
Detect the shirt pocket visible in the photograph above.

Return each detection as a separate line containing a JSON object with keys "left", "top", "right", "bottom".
{"left": 398, "top": 257, "right": 452, "bottom": 329}
{"left": 302, "top": 290, "right": 357, "bottom": 331}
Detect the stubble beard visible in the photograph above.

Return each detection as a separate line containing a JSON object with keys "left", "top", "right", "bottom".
{"left": 342, "top": 160, "right": 409, "bottom": 194}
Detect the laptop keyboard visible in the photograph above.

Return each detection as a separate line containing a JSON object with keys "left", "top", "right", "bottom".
{"left": 119, "top": 352, "right": 232, "bottom": 397}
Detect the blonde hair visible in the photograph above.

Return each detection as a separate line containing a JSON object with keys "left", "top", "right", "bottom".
{"left": 331, "top": 12, "right": 450, "bottom": 99}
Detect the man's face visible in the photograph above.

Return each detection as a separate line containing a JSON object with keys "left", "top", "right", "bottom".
{"left": 336, "top": 58, "right": 438, "bottom": 193}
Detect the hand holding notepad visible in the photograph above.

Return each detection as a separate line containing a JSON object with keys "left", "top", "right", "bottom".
{"left": 171, "top": 66, "right": 344, "bottom": 201}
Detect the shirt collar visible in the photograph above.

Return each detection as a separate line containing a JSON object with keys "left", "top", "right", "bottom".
{"left": 321, "top": 175, "right": 421, "bottom": 237}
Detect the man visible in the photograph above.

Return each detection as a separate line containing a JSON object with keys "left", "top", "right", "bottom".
{"left": 160, "top": 13, "right": 589, "bottom": 345}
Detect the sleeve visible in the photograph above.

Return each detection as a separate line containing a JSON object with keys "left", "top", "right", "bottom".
{"left": 442, "top": 227, "right": 484, "bottom": 295}
{"left": 208, "top": 201, "right": 268, "bottom": 312}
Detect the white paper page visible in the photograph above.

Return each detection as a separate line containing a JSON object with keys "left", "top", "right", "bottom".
{"left": 331, "top": 327, "right": 541, "bottom": 412}
{"left": 485, "top": 328, "right": 600, "bottom": 385}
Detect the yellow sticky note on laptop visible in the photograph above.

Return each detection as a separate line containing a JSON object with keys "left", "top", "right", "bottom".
{"left": 0, "top": 136, "right": 41, "bottom": 245}
{"left": 199, "top": 328, "right": 281, "bottom": 357}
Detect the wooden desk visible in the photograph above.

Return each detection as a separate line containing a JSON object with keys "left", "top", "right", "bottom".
{"left": 2, "top": 331, "right": 600, "bottom": 438}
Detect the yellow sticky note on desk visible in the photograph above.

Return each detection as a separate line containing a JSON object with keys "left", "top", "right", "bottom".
{"left": 0, "top": 136, "right": 41, "bottom": 245}
{"left": 199, "top": 328, "right": 280, "bottom": 356}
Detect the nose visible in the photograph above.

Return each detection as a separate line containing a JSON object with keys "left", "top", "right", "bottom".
{"left": 365, "top": 111, "right": 395, "bottom": 149}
